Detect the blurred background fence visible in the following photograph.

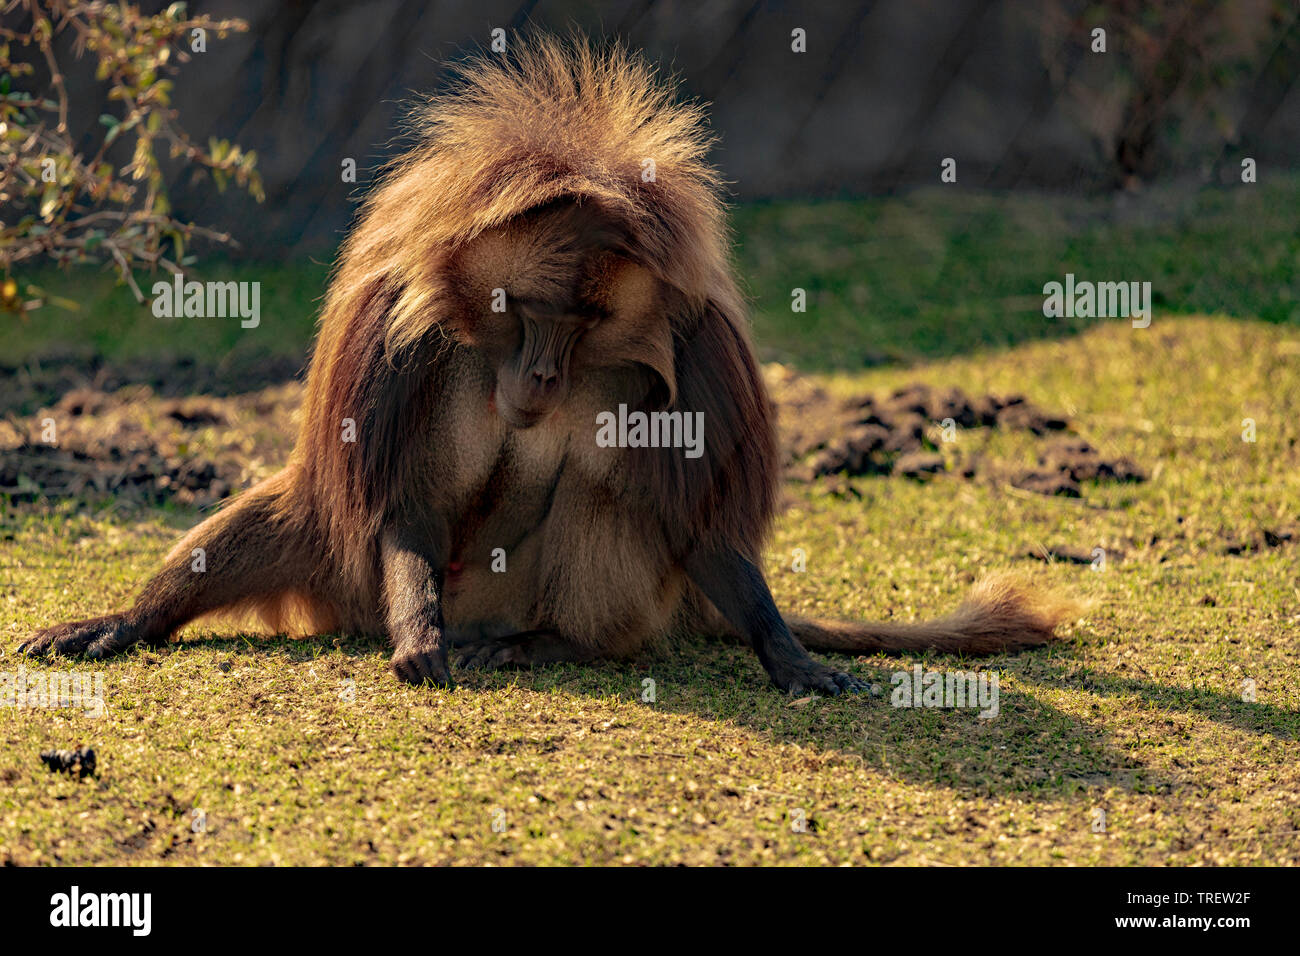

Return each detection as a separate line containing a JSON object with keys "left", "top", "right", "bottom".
{"left": 38, "top": 0, "right": 1300, "bottom": 257}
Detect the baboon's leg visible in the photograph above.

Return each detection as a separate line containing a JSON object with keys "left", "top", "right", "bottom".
{"left": 683, "top": 547, "right": 868, "bottom": 696}
{"left": 455, "top": 630, "right": 598, "bottom": 671}
{"left": 21, "top": 471, "right": 308, "bottom": 660}
{"left": 383, "top": 518, "right": 454, "bottom": 687}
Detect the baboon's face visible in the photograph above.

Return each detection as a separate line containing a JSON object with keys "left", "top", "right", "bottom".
{"left": 488, "top": 300, "right": 599, "bottom": 429}
{"left": 450, "top": 202, "right": 677, "bottom": 429}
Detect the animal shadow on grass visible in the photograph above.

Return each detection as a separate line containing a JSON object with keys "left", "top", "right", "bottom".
{"left": 101, "top": 625, "right": 1297, "bottom": 802}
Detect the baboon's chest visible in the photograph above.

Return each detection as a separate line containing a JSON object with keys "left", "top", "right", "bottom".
{"left": 433, "top": 389, "right": 577, "bottom": 547}
{"left": 424, "top": 352, "right": 633, "bottom": 561}
{"left": 451, "top": 430, "right": 569, "bottom": 552}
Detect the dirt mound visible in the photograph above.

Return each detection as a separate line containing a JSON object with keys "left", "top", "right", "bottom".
{"left": 0, "top": 352, "right": 302, "bottom": 417}
{"left": 1010, "top": 438, "right": 1146, "bottom": 498}
{"left": 0, "top": 370, "right": 299, "bottom": 508}
{"left": 764, "top": 366, "right": 1145, "bottom": 496}
{"left": 39, "top": 746, "right": 97, "bottom": 779}
{"left": 1222, "top": 525, "right": 1299, "bottom": 555}
{"left": 0, "top": 416, "right": 240, "bottom": 508}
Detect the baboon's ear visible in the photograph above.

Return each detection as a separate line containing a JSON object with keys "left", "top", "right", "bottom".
{"left": 580, "top": 255, "right": 678, "bottom": 407}
{"left": 631, "top": 315, "right": 677, "bottom": 409}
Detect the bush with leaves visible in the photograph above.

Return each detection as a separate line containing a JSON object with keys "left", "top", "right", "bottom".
{"left": 0, "top": 0, "right": 263, "bottom": 314}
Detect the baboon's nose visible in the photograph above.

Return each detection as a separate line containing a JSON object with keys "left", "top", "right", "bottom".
{"left": 529, "top": 366, "right": 560, "bottom": 397}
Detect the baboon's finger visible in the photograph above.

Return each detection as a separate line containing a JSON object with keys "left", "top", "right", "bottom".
{"left": 390, "top": 647, "right": 453, "bottom": 687}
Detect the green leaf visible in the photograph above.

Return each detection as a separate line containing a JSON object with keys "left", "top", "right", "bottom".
{"left": 38, "top": 184, "right": 60, "bottom": 219}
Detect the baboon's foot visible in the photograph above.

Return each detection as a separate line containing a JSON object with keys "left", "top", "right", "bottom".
{"left": 455, "top": 630, "right": 584, "bottom": 672}
{"left": 19, "top": 613, "right": 143, "bottom": 660}
{"left": 456, "top": 639, "right": 527, "bottom": 671}
{"left": 390, "top": 637, "right": 453, "bottom": 688}
{"left": 765, "top": 655, "right": 871, "bottom": 696}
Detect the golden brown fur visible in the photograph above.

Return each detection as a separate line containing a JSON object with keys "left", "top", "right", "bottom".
{"left": 22, "top": 37, "right": 1075, "bottom": 693}
{"left": 788, "top": 573, "right": 1079, "bottom": 655}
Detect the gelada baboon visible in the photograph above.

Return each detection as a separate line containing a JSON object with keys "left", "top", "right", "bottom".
{"left": 23, "top": 38, "right": 1075, "bottom": 693}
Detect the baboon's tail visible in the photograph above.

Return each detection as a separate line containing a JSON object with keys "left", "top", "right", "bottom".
{"left": 787, "top": 573, "right": 1079, "bottom": 656}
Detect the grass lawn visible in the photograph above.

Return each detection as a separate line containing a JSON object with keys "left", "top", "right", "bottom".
{"left": 1, "top": 181, "right": 1298, "bottom": 865}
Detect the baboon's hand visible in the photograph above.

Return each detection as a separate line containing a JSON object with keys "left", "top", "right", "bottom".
{"left": 19, "top": 613, "right": 142, "bottom": 660}
{"left": 767, "top": 657, "right": 871, "bottom": 697}
{"left": 390, "top": 637, "right": 453, "bottom": 688}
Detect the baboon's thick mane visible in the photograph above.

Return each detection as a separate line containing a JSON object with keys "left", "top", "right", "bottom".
{"left": 412, "top": 37, "right": 725, "bottom": 272}
{"left": 298, "top": 36, "right": 775, "bottom": 587}
{"left": 329, "top": 36, "right": 737, "bottom": 354}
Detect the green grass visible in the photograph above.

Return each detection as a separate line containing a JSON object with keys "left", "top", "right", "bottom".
{"left": 8, "top": 176, "right": 1299, "bottom": 371}
{"left": 2, "top": 184, "right": 1299, "bottom": 865}
{"left": 4, "top": 259, "right": 331, "bottom": 369}
{"left": 736, "top": 178, "right": 1300, "bottom": 367}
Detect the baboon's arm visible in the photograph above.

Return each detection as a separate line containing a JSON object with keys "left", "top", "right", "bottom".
{"left": 382, "top": 519, "right": 453, "bottom": 687}
{"left": 683, "top": 548, "right": 867, "bottom": 696}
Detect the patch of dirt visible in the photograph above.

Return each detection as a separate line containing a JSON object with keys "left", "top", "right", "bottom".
{"left": 764, "top": 366, "right": 1145, "bottom": 496}
{"left": 0, "top": 351, "right": 302, "bottom": 417}
{"left": 0, "top": 360, "right": 300, "bottom": 508}
{"left": 1010, "top": 437, "right": 1145, "bottom": 498}
{"left": 1023, "top": 544, "right": 1127, "bottom": 566}
{"left": 1024, "top": 545, "right": 1096, "bottom": 565}
{"left": 1222, "top": 525, "right": 1299, "bottom": 555}
{"left": 2, "top": 356, "right": 1146, "bottom": 508}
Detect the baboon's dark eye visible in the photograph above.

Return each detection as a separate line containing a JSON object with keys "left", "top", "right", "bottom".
{"left": 578, "top": 304, "right": 610, "bottom": 330}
